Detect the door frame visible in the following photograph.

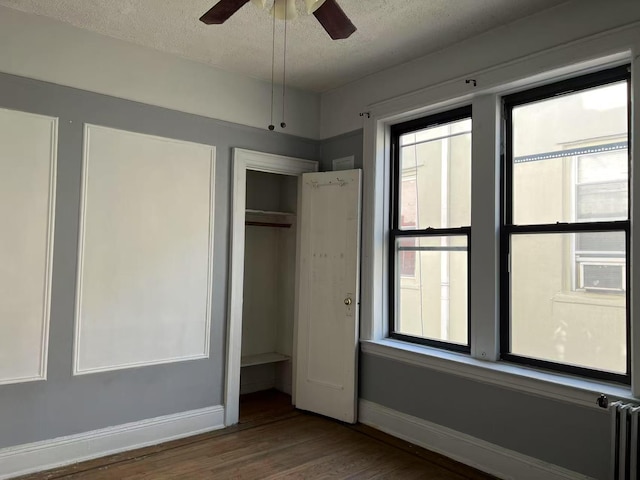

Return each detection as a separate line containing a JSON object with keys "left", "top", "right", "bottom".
{"left": 225, "top": 148, "right": 318, "bottom": 426}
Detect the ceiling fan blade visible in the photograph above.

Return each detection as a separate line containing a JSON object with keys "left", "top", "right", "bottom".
{"left": 313, "top": 0, "right": 356, "bottom": 40}
{"left": 200, "top": 0, "right": 251, "bottom": 25}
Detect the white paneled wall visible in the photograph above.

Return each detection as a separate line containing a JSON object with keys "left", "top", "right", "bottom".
{"left": 74, "top": 125, "right": 215, "bottom": 375}
{"left": 0, "top": 108, "right": 57, "bottom": 385}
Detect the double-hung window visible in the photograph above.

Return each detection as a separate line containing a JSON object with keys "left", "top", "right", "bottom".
{"left": 502, "top": 66, "right": 631, "bottom": 382}
{"left": 389, "top": 107, "right": 472, "bottom": 352}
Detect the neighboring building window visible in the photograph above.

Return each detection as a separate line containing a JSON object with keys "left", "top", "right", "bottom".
{"left": 574, "top": 149, "right": 627, "bottom": 293}
{"left": 389, "top": 107, "right": 472, "bottom": 352}
{"left": 503, "top": 66, "right": 630, "bottom": 382}
{"left": 399, "top": 177, "right": 417, "bottom": 277}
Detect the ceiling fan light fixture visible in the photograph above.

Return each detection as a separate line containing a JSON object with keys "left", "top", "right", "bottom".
{"left": 305, "top": 0, "right": 327, "bottom": 14}
{"left": 272, "top": 0, "right": 299, "bottom": 20}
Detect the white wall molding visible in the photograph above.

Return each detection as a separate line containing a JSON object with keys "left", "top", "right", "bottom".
{"left": 74, "top": 124, "right": 215, "bottom": 375}
{"left": 365, "top": 41, "right": 634, "bottom": 123}
{"left": 225, "top": 148, "right": 318, "bottom": 426}
{"left": 359, "top": 400, "right": 591, "bottom": 480}
{"left": 0, "top": 108, "right": 57, "bottom": 386}
{"left": 0, "top": 405, "right": 224, "bottom": 480}
{"left": 632, "top": 45, "right": 640, "bottom": 397}
{"left": 233, "top": 149, "right": 319, "bottom": 176}
{"left": 321, "top": 3, "right": 640, "bottom": 138}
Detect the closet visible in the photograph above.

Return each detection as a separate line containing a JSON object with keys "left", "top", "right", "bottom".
{"left": 239, "top": 170, "right": 298, "bottom": 396}
{"left": 227, "top": 149, "right": 360, "bottom": 426}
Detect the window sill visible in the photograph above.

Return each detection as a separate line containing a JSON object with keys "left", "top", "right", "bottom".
{"left": 552, "top": 291, "right": 625, "bottom": 308}
{"left": 360, "top": 338, "right": 635, "bottom": 410}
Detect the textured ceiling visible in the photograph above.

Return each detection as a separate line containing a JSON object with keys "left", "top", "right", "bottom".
{"left": 0, "top": 0, "right": 569, "bottom": 92}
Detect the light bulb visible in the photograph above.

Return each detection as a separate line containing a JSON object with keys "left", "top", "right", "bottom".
{"left": 305, "top": 0, "right": 327, "bottom": 14}
{"left": 250, "top": 0, "right": 268, "bottom": 8}
{"left": 271, "top": 0, "right": 298, "bottom": 20}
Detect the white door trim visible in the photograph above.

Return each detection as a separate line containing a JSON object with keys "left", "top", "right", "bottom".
{"left": 225, "top": 148, "right": 317, "bottom": 426}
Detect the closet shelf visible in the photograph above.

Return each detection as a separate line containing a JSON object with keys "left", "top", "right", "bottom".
{"left": 241, "top": 352, "right": 290, "bottom": 367}
{"left": 245, "top": 209, "right": 296, "bottom": 217}
{"left": 245, "top": 209, "right": 296, "bottom": 228}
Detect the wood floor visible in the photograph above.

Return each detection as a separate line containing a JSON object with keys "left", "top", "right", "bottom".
{"left": 18, "top": 391, "right": 496, "bottom": 479}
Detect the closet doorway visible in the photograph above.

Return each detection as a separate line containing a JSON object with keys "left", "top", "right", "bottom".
{"left": 225, "top": 148, "right": 318, "bottom": 426}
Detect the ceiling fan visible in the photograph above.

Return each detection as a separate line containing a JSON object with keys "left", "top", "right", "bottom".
{"left": 200, "top": 0, "right": 357, "bottom": 40}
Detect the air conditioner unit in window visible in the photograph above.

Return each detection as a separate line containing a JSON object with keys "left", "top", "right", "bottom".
{"left": 578, "top": 260, "right": 625, "bottom": 292}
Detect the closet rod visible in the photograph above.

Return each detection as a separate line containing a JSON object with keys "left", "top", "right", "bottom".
{"left": 245, "top": 221, "right": 291, "bottom": 229}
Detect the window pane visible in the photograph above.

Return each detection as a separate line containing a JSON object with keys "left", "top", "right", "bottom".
{"left": 398, "top": 236, "right": 416, "bottom": 276}
{"left": 510, "top": 233, "right": 627, "bottom": 374}
{"left": 576, "top": 231, "right": 625, "bottom": 253}
{"left": 398, "top": 119, "right": 471, "bottom": 229}
{"left": 400, "top": 119, "right": 471, "bottom": 146}
{"left": 578, "top": 151, "right": 627, "bottom": 183}
{"left": 511, "top": 81, "right": 628, "bottom": 225}
{"left": 396, "top": 235, "right": 468, "bottom": 345}
{"left": 576, "top": 182, "right": 627, "bottom": 220}
{"left": 400, "top": 177, "right": 417, "bottom": 229}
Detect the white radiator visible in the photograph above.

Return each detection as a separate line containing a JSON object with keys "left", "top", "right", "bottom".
{"left": 611, "top": 401, "right": 640, "bottom": 480}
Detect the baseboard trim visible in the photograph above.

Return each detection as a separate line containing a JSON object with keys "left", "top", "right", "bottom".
{"left": 358, "top": 400, "right": 591, "bottom": 480}
{"left": 0, "top": 405, "right": 225, "bottom": 480}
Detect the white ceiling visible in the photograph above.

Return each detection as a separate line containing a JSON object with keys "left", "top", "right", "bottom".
{"left": 0, "top": 0, "right": 570, "bottom": 92}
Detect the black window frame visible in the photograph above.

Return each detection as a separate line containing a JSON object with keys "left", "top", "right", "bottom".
{"left": 389, "top": 106, "right": 472, "bottom": 353}
{"left": 501, "top": 65, "right": 632, "bottom": 384}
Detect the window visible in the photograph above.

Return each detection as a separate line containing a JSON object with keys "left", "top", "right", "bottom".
{"left": 502, "top": 66, "right": 630, "bottom": 382}
{"left": 389, "top": 107, "right": 472, "bottom": 352}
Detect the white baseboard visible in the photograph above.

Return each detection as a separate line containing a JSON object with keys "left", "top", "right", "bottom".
{"left": 0, "top": 405, "right": 225, "bottom": 480}
{"left": 358, "top": 400, "right": 592, "bottom": 480}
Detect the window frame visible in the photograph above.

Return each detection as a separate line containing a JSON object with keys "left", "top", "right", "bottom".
{"left": 500, "top": 65, "right": 632, "bottom": 384}
{"left": 388, "top": 106, "right": 472, "bottom": 353}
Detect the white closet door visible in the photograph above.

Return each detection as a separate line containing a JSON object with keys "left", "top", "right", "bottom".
{"left": 295, "top": 169, "right": 361, "bottom": 423}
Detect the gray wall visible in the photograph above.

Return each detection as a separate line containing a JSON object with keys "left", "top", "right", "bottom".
{"left": 0, "top": 72, "right": 610, "bottom": 479}
{"left": 246, "top": 170, "right": 298, "bottom": 213}
{"left": 0, "top": 72, "right": 319, "bottom": 449}
{"left": 319, "top": 129, "right": 363, "bottom": 171}
{"left": 360, "top": 354, "right": 610, "bottom": 479}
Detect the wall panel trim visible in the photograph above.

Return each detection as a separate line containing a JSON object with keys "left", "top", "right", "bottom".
{"left": 73, "top": 124, "right": 216, "bottom": 375}
{"left": 0, "top": 109, "right": 57, "bottom": 386}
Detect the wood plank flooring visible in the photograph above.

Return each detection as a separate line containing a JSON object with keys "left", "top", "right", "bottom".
{"left": 17, "top": 391, "right": 496, "bottom": 479}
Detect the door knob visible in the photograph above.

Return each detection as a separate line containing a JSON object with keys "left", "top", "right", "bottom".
{"left": 344, "top": 297, "right": 352, "bottom": 305}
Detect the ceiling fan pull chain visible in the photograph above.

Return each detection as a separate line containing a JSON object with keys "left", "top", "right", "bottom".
{"left": 269, "top": 4, "right": 276, "bottom": 131}
{"left": 281, "top": 0, "right": 288, "bottom": 129}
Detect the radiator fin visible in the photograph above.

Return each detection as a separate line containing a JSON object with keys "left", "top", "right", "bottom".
{"left": 611, "top": 402, "right": 640, "bottom": 480}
